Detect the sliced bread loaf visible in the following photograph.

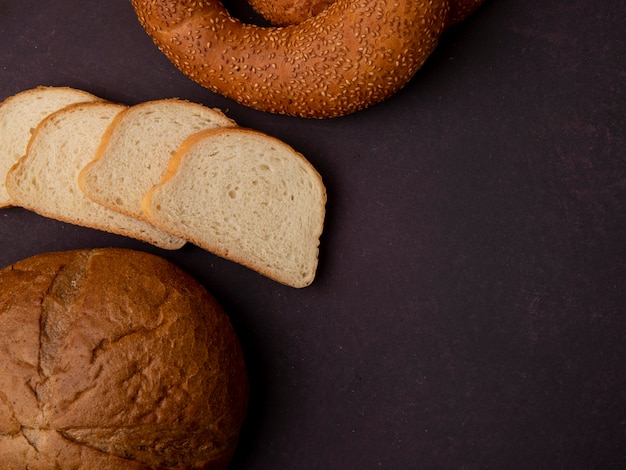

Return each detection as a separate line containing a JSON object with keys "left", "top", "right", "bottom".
{"left": 0, "top": 86, "right": 102, "bottom": 208}
{"left": 5, "top": 101, "right": 186, "bottom": 250}
{"left": 78, "top": 98, "right": 236, "bottom": 221}
{"left": 142, "top": 127, "right": 327, "bottom": 288}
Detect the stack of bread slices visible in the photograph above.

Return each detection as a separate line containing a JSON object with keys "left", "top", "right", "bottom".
{"left": 0, "top": 86, "right": 326, "bottom": 288}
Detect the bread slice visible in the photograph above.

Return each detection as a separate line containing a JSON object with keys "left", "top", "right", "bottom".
{"left": 5, "top": 101, "right": 186, "bottom": 250}
{"left": 78, "top": 98, "right": 236, "bottom": 221}
{"left": 0, "top": 86, "right": 102, "bottom": 208}
{"left": 142, "top": 127, "right": 327, "bottom": 288}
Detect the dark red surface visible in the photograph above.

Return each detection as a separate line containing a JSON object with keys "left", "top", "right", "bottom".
{"left": 1, "top": 1, "right": 624, "bottom": 468}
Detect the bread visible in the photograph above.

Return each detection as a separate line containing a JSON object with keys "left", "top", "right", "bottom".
{"left": 79, "top": 99, "right": 236, "bottom": 222}
{"left": 2, "top": 86, "right": 327, "bottom": 284}
{"left": 143, "top": 127, "right": 327, "bottom": 288}
{"left": 0, "top": 86, "right": 102, "bottom": 208}
{"left": 247, "top": 0, "right": 335, "bottom": 26}
{"left": 131, "top": 0, "right": 450, "bottom": 118}
{"left": 5, "top": 101, "right": 186, "bottom": 250}
{"left": 248, "top": 0, "right": 484, "bottom": 28}
{"left": 0, "top": 248, "right": 249, "bottom": 469}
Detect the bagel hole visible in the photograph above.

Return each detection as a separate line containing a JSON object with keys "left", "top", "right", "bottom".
{"left": 222, "top": 0, "right": 273, "bottom": 26}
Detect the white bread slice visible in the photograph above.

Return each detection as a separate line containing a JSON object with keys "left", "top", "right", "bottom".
{"left": 78, "top": 98, "right": 236, "bottom": 221}
{"left": 142, "top": 127, "right": 327, "bottom": 288}
{"left": 0, "top": 86, "right": 102, "bottom": 208}
{"left": 5, "top": 101, "right": 186, "bottom": 250}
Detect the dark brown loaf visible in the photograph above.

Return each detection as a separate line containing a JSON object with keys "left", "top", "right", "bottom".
{"left": 0, "top": 248, "right": 248, "bottom": 469}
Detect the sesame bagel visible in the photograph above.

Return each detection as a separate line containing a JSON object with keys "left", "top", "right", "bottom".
{"left": 131, "top": 0, "right": 449, "bottom": 118}
{"left": 248, "top": 0, "right": 484, "bottom": 28}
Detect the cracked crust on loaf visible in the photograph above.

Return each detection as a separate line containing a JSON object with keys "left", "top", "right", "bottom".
{"left": 0, "top": 248, "right": 248, "bottom": 469}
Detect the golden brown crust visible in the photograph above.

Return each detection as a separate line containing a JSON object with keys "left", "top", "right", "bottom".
{"left": 0, "top": 248, "right": 248, "bottom": 469}
{"left": 131, "top": 0, "right": 449, "bottom": 118}
{"left": 247, "top": 0, "right": 485, "bottom": 29}
{"left": 247, "top": 0, "right": 335, "bottom": 26}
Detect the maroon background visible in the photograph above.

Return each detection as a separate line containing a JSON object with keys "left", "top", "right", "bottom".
{"left": 1, "top": 1, "right": 624, "bottom": 468}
